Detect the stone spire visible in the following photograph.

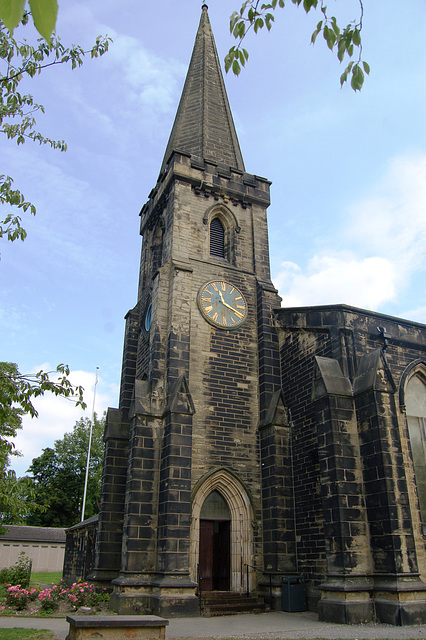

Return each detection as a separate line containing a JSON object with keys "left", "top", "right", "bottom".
{"left": 161, "top": 4, "right": 245, "bottom": 172}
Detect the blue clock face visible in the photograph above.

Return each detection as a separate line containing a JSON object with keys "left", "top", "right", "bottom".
{"left": 198, "top": 280, "right": 248, "bottom": 329}
{"left": 144, "top": 304, "right": 152, "bottom": 331}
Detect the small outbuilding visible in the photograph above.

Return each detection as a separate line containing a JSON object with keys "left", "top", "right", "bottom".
{"left": 62, "top": 515, "right": 98, "bottom": 585}
{"left": 0, "top": 525, "right": 66, "bottom": 573}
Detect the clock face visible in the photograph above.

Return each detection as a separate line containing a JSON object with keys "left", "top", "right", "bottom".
{"left": 198, "top": 280, "right": 248, "bottom": 329}
{"left": 144, "top": 304, "right": 152, "bottom": 332}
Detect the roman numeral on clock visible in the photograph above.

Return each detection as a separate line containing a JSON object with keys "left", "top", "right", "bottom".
{"left": 198, "top": 280, "right": 247, "bottom": 330}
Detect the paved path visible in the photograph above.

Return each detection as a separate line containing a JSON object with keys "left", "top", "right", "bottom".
{"left": 2, "top": 611, "right": 426, "bottom": 640}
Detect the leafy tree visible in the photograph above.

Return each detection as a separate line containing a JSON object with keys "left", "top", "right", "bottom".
{"left": 226, "top": 0, "right": 370, "bottom": 91}
{"left": 0, "top": 13, "right": 110, "bottom": 242}
{"left": 26, "top": 414, "right": 105, "bottom": 527}
{"left": 0, "top": 362, "right": 85, "bottom": 423}
{"left": 0, "top": 469, "right": 40, "bottom": 527}
{"left": 0, "top": 362, "right": 23, "bottom": 471}
{"left": 0, "top": 362, "right": 86, "bottom": 531}
{"left": 0, "top": 0, "right": 58, "bottom": 41}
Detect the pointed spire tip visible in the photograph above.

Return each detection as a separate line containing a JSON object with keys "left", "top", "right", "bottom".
{"left": 160, "top": 0, "right": 245, "bottom": 173}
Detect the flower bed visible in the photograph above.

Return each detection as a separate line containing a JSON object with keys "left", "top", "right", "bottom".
{"left": 0, "top": 580, "right": 109, "bottom": 615}
{"left": 4, "top": 584, "right": 39, "bottom": 610}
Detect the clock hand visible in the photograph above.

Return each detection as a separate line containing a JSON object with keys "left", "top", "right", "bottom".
{"left": 218, "top": 291, "right": 238, "bottom": 313}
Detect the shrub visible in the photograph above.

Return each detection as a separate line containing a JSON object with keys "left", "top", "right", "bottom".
{"left": 38, "top": 584, "right": 64, "bottom": 612}
{"left": 67, "top": 581, "right": 107, "bottom": 608}
{"left": 4, "top": 585, "right": 38, "bottom": 610}
{"left": 0, "top": 553, "right": 32, "bottom": 588}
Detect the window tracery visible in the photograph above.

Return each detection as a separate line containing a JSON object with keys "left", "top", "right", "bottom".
{"left": 406, "top": 369, "right": 426, "bottom": 524}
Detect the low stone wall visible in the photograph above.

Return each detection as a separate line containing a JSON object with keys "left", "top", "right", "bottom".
{"left": 66, "top": 614, "right": 168, "bottom": 640}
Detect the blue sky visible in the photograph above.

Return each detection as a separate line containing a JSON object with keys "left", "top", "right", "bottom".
{"left": 2, "top": 0, "right": 426, "bottom": 476}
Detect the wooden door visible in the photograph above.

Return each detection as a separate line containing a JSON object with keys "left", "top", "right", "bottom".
{"left": 199, "top": 519, "right": 230, "bottom": 591}
{"left": 214, "top": 520, "right": 230, "bottom": 591}
{"left": 199, "top": 520, "right": 214, "bottom": 591}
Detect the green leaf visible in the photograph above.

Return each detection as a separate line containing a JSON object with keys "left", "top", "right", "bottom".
{"left": 350, "top": 63, "right": 364, "bottom": 91}
{"left": 353, "top": 28, "right": 361, "bottom": 46}
{"left": 0, "top": 0, "right": 26, "bottom": 34}
{"left": 363, "top": 60, "right": 370, "bottom": 75}
{"left": 238, "top": 49, "right": 246, "bottom": 66}
{"left": 331, "top": 17, "right": 340, "bottom": 36}
{"left": 237, "top": 20, "right": 246, "bottom": 37}
{"left": 232, "top": 58, "right": 241, "bottom": 75}
{"left": 340, "top": 60, "right": 354, "bottom": 87}
{"left": 323, "top": 25, "right": 336, "bottom": 50}
{"left": 254, "top": 17, "right": 264, "bottom": 33}
{"left": 311, "top": 21, "right": 322, "bottom": 44}
{"left": 230, "top": 11, "right": 239, "bottom": 33}
{"left": 265, "top": 12, "right": 274, "bottom": 30}
{"left": 224, "top": 53, "right": 233, "bottom": 72}
{"left": 240, "top": 0, "right": 248, "bottom": 17}
{"left": 303, "top": 0, "right": 318, "bottom": 12}
{"left": 337, "top": 38, "right": 346, "bottom": 62}
{"left": 29, "top": 0, "right": 58, "bottom": 41}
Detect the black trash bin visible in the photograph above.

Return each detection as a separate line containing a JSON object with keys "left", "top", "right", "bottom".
{"left": 281, "top": 575, "right": 306, "bottom": 612}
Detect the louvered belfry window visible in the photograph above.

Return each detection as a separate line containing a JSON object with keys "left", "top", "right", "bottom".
{"left": 210, "top": 217, "right": 225, "bottom": 258}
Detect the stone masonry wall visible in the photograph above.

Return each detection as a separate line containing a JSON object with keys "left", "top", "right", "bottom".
{"left": 275, "top": 305, "right": 426, "bottom": 610}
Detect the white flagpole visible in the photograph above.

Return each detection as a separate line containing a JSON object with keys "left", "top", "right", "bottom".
{"left": 81, "top": 367, "right": 99, "bottom": 522}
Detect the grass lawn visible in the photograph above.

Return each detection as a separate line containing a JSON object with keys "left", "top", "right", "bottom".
{"left": 30, "top": 572, "right": 62, "bottom": 586}
{"left": 0, "top": 631, "right": 55, "bottom": 640}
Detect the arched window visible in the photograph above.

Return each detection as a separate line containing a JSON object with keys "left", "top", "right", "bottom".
{"left": 406, "top": 372, "right": 426, "bottom": 523}
{"left": 210, "top": 217, "right": 225, "bottom": 258}
{"left": 151, "top": 223, "right": 164, "bottom": 272}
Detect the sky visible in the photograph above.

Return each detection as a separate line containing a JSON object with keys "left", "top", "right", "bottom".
{"left": 1, "top": 0, "right": 426, "bottom": 477}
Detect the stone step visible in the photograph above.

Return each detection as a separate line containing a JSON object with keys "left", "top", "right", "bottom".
{"left": 200, "top": 592, "right": 268, "bottom": 616}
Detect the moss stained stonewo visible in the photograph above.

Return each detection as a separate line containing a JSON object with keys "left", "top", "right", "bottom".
{"left": 64, "top": 5, "right": 426, "bottom": 624}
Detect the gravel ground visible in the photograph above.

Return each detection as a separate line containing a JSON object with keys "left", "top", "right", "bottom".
{"left": 167, "top": 612, "right": 426, "bottom": 640}
{"left": 2, "top": 611, "right": 426, "bottom": 640}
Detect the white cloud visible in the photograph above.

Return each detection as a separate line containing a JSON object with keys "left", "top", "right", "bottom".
{"left": 274, "top": 153, "right": 426, "bottom": 313}
{"left": 106, "top": 33, "right": 186, "bottom": 114}
{"left": 47, "top": 35, "right": 186, "bottom": 141}
{"left": 400, "top": 305, "right": 426, "bottom": 326}
{"left": 276, "top": 255, "right": 397, "bottom": 310}
{"left": 10, "top": 367, "right": 118, "bottom": 478}
{"left": 347, "top": 153, "right": 426, "bottom": 272}
{"left": 0, "top": 144, "right": 128, "bottom": 280}
{"left": 23, "top": 8, "right": 187, "bottom": 151}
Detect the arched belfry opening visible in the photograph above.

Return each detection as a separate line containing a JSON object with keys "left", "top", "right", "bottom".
{"left": 210, "top": 217, "right": 225, "bottom": 258}
{"left": 205, "top": 204, "right": 240, "bottom": 265}
{"left": 190, "top": 469, "right": 254, "bottom": 594}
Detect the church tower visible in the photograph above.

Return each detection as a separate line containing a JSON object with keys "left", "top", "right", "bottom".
{"left": 90, "top": 4, "right": 295, "bottom": 616}
{"left": 72, "top": 4, "right": 426, "bottom": 624}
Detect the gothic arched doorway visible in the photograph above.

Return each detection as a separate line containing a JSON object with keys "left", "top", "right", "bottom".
{"left": 199, "top": 491, "right": 231, "bottom": 591}
{"left": 190, "top": 469, "right": 254, "bottom": 593}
